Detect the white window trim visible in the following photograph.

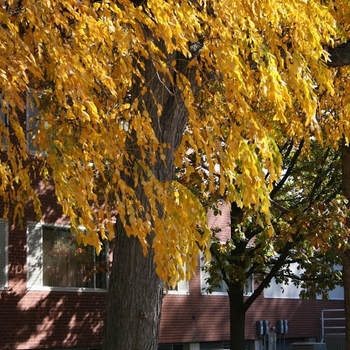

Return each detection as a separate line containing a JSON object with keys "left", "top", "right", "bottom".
{"left": 163, "top": 264, "right": 190, "bottom": 295}
{"left": 200, "top": 265, "right": 229, "bottom": 296}
{"left": 200, "top": 252, "right": 254, "bottom": 296}
{"left": 263, "top": 263, "right": 344, "bottom": 300}
{"left": 26, "top": 221, "right": 108, "bottom": 293}
{"left": 0, "top": 219, "right": 8, "bottom": 290}
{"left": 164, "top": 279, "right": 190, "bottom": 295}
{"left": 1, "top": 92, "right": 46, "bottom": 155}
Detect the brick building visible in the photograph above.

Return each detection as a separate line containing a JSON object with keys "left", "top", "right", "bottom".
{"left": 0, "top": 97, "right": 345, "bottom": 349}
{"left": 0, "top": 197, "right": 345, "bottom": 350}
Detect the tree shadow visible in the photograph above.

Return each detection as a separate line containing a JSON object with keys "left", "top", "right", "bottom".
{"left": 0, "top": 286, "right": 106, "bottom": 349}
{"left": 159, "top": 268, "right": 231, "bottom": 345}
{"left": 1, "top": 177, "right": 107, "bottom": 349}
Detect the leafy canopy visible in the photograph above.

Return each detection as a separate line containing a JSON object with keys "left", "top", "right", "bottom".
{"left": 1, "top": 0, "right": 350, "bottom": 284}
{"left": 204, "top": 141, "right": 348, "bottom": 301}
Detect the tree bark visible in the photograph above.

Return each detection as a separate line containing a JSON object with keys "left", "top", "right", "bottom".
{"left": 102, "top": 217, "right": 163, "bottom": 350}
{"left": 101, "top": 26, "right": 198, "bottom": 348}
{"left": 229, "top": 286, "right": 246, "bottom": 350}
{"left": 341, "top": 142, "right": 350, "bottom": 350}
{"left": 100, "top": 21, "right": 350, "bottom": 350}
{"left": 327, "top": 41, "right": 350, "bottom": 67}
{"left": 227, "top": 206, "right": 248, "bottom": 350}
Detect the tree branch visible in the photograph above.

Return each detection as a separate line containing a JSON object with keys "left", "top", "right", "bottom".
{"left": 243, "top": 241, "right": 293, "bottom": 312}
{"left": 270, "top": 139, "right": 304, "bottom": 199}
{"left": 327, "top": 41, "right": 350, "bottom": 68}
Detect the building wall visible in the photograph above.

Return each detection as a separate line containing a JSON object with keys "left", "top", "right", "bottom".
{"left": 0, "top": 199, "right": 345, "bottom": 349}
{"left": 0, "top": 289, "right": 106, "bottom": 349}
{"left": 160, "top": 266, "right": 344, "bottom": 345}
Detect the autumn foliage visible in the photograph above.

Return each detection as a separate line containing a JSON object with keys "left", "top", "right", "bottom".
{"left": 1, "top": 0, "right": 350, "bottom": 287}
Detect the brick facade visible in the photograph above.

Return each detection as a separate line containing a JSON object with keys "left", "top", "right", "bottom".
{"left": 0, "top": 200, "right": 345, "bottom": 349}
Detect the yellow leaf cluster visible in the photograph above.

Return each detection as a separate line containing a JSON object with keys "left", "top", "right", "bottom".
{"left": 0, "top": 0, "right": 349, "bottom": 283}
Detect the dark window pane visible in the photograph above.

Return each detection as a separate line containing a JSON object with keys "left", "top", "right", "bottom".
{"left": 173, "top": 345, "right": 184, "bottom": 350}
{"left": 42, "top": 227, "right": 100, "bottom": 288}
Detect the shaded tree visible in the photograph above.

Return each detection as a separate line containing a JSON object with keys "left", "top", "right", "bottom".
{"left": 201, "top": 140, "right": 348, "bottom": 350}
{"left": 1, "top": 1, "right": 350, "bottom": 349}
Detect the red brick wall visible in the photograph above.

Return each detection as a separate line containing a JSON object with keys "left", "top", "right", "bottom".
{"left": 0, "top": 201, "right": 345, "bottom": 349}
{"left": 159, "top": 203, "right": 345, "bottom": 344}
{"left": 159, "top": 264, "right": 344, "bottom": 344}
{"left": 0, "top": 289, "right": 107, "bottom": 349}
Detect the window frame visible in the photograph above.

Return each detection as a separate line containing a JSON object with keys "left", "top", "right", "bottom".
{"left": 26, "top": 222, "right": 109, "bottom": 292}
{"left": 164, "top": 279, "right": 190, "bottom": 295}
{"left": 163, "top": 264, "right": 190, "bottom": 295}
{"left": 200, "top": 252, "right": 254, "bottom": 296}
{"left": 1, "top": 92, "right": 40, "bottom": 153}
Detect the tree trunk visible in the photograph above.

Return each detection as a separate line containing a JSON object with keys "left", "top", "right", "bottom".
{"left": 342, "top": 142, "right": 350, "bottom": 350}
{"left": 101, "top": 27, "right": 197, "bottom": 348}
{"left": 102, "top": 218, "right": 163, "bottom": 350}
{"left": 327, "top": 41, "right": 350, "bottom": 67}
{"left": 229, "top": 286, "right": 246, "bottom": 350}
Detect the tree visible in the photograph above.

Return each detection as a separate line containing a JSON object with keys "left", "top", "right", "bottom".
{"left": 1, "top": 1, "right": 350, "bottom": 349}
{"left": 320, "top": 38, "right": 350, "bottom": 350}
{"left": 201, "top": 139, "right": 349, "bottom": 350}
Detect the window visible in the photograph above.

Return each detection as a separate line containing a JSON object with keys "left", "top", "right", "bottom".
{"left": 263, "top": 263, "right": 344, "bottom": 300}
{"left": 264, "top": 262, "right": 303, "bottom": 299}
{"left": 0, "top": 92, "right": 40, "bottom": 152}
{"left": 158, "top": 344, "right": 184, "bottom": 350}
{"left": 165, "top": 279, "right": 189, "bottom": 295}
{"left": 164, "top": 265, "right": 189, "bottom": 295}
{"left": 27, "top": 222, "right": 109, "bottom": 291}
{"left": 0, "top": 219, "right": 8, "bottom": 290}
{"left": 200, "top": 341, "right": 230, "bottom": 349}
{"left": 200, "top": 254, "right": 254, "bottom": 296}
{"left": 244, "top": 275, "right": 254, "bottom": 294}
